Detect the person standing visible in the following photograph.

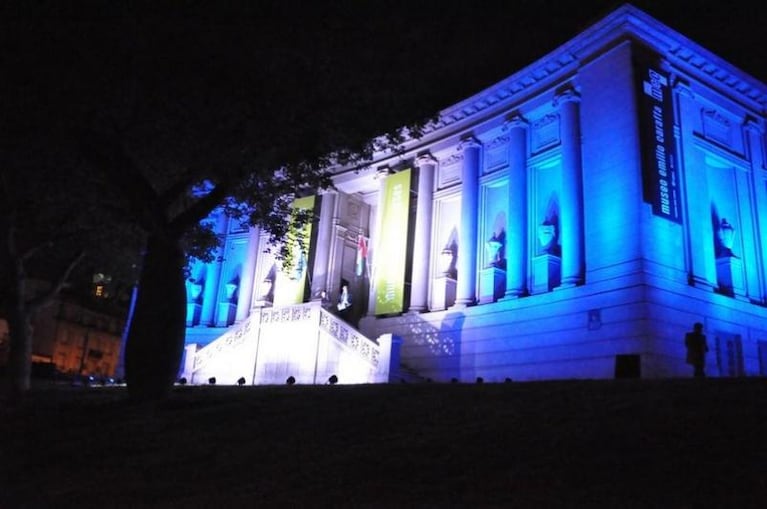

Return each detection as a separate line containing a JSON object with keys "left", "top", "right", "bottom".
{"left": 337, "top": 280, "right": 352, "bottom": 321}
{"left": 685, "top": 322, "right": 709, "bottom": 377}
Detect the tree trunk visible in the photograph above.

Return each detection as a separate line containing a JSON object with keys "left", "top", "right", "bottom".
{"left": 3, "top": 225, "right": 33, "bottom": 403}
{"left": 5, "top": 297, "right": 33, "bottom": 403}
{"left": 125, "top": 234, "right": 187, "bottom": 402}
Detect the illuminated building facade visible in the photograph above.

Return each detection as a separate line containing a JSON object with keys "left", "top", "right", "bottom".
{"left": 181, "top": 4, "right": 767, "bottom": 384}
{"left": 0, "top": 294, "right": 125, "bottom": 380}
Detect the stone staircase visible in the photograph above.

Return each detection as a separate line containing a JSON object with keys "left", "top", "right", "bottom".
{"left": 181, "top": 301, "right": 402, "bottom": 385}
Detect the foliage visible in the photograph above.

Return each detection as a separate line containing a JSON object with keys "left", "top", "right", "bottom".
{"left": 3, "top": 0, "right": 530, "bottom": 399}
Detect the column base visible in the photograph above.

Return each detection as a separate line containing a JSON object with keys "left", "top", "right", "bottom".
{"left": 716, "top": 256, "right": 745, "bottom": 297}
{"left": 216, "top": 302, "right": 237, "bottom": 327}
{"left": 431, "top": 276, "right": 457, "bottom": 311}
{"left": 500, "top": 288, "right": 527, "bottom": 300}
{"left": 186, "top": 303, "right": 201, "bottom": 327}
{"left": 479, "top": 267, "right": 506, "bottom": 304}
{"left": 532, "top": 254, "right": 561, "bottom": 293}
{"left": 689, "top": 274, "right": 717, "bottom": 291}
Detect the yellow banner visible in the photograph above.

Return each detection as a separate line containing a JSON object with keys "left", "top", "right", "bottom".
{"left": 273, "top": 195, "right": 315, "bottom": 306}
{"left": 375, "top": 169, "right": 411, "bottom": 315}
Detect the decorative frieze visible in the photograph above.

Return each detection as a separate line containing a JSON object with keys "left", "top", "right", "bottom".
{"left": 484, "top": 134, "right": 510, "bottom": 173}
{"left": 702, "top": 108, "right": 733, "bottom": 147}
{"left": 438, "top": 152, "right": 463, "bottom": 188}
{"left": 532, "top": 113, "right": 560, "bottom": 152}
{"left": 485, "top": 134, "right": 510, "bottom": 151}
{"left": 440, "top": 152, "right": 464, "bottom": 167}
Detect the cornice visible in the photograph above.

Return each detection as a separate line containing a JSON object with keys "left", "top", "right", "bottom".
{"left": 424, "top": 5, "right": 764, "bottom": 136}
{"left": 335, "top": 4, "right": 767, "bottom": 182}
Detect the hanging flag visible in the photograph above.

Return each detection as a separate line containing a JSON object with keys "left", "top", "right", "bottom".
{"left": 355, "top": 234, "right": 369, "bottom": 277}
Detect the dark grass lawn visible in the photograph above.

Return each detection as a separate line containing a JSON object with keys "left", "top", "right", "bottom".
{"left": 2, "top": 377, "right": 767, "bottom": 508}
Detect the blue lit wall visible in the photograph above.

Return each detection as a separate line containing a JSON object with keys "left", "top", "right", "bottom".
{"left": 185, "top": 5, "right": 767, "bottom": 383}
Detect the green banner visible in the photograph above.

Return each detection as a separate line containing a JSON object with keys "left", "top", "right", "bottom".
{"left": 375, "top": 169, "right": 411, "bottom": 315}
{"left": 273, "top": 195, "right": 315, "bottom": 306}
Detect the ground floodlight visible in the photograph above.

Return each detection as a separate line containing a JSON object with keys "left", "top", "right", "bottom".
{"left": 208, "top": 377, "right": 216, "bottom": 385}
{"left": 286, "top": 376, "right": 296, "bottom": 385}
{"left": 327, "top": 374, "right": 338, "bottom": 385}
{"left": 237, "top": 376, "right": 246, "bottom": 386}
{"left": 178, "top": 377, "right": 187, "bottom": 385}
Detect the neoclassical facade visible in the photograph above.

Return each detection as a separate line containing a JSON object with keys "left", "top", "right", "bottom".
{"left": 180, "top": 4, "right": 767, "bottom": 384}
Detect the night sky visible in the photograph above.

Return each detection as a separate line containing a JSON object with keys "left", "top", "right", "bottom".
{"left": 393, "top": 0, "right": 767, "bottom": 107}
{"left": 2, "top": 0, "right": 764, "bottom": 145}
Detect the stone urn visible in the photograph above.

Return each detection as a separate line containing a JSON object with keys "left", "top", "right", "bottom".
{"left": 439, "top": 247, "right": 455, "bottom": 276}
{"left": 717, "top": 218, "right": 735, "bottom": 255}
{"left": 485, "top": 236, "right": 503, "bottom": 267}
{"left": 225, "top": 282, "right": 239, "bottom": 301}
{"left": 537, "top": 223, "right": 557, "bottom": 253}
{"left": 188, "top": 281, "right": 203, "bottom": 303}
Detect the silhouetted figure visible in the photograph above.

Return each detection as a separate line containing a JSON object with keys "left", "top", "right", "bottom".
{"left": 685, "top": 322, "right": 709, "bottom": 377}
{"left": 319, "top": 290, "right": 331, "bottom": 309}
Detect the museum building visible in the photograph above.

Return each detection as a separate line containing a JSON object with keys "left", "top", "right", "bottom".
{"left": 179, "top": 4, "right": 767, "bottom": 385}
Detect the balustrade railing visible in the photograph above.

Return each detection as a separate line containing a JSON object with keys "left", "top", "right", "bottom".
{"left": 192, "top": 312, "right": 255, "bottom": 373}
{"left": 189, "top": 301, "right": 384, "bottom": 380}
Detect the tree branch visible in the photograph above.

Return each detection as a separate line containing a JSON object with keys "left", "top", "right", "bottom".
{"left": 79, "top": 129, "right": 163, "bottom": 233}
{"left": 169, "top": 180, "right": 232, "bottom": 236}
{"left": 27, "top": 251, "right": 85, "bottom": 313}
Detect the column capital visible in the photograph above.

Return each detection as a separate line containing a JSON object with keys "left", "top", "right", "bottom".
{"left": 503, "top": 113, "right": 529, "bottom": 131}
{"left": 673, "top": 78, "right": 694, "bottom": 99}
{"left": 414, "top": 153, "right": 438, "bottom": 168}
{"left": 376, "top": 165, "right": 392, "bottom": 179}
{"left": 744, "top": 116, "right": 764, "bottom": 135}
{"left": 458, "top": 135, "right": 482, "bottom": 151}
{"left": 553, "top": 87, "right": 581, "bottom": 107}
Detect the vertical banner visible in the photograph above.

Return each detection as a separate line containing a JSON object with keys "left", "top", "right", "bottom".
{"left": 375, "top": 169, "right": 411, "bottom": 315}
{"left": 635, "top": 47, "right": 681, "bottom": 223}
{"left": 273, "top": 195, "right": 316, "bottom": 306}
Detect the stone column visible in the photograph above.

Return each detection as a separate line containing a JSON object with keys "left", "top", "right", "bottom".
{"left": 409, "top": 154, "right": 437, "bottom": 312}
{"left": 235, "top": 225, "right": 261, "bottom": 322}
{"left": 503, "top": 114, "right": 529, "bottom": 298}
{"left": 745, "top": 119, "right": 767, "bottom": 301}
{"left": 311, "top": 191, "right": 337, "bottom": 300}
{"left": 367, "top": 166, "right": 392, "bottom": 316}
{"left": 555, "top": 88, "right": 585, "bottom": 287}
{"left": 200, "top": 212, "right": 227, "bottom": 325}
{"left": 676, "top": 82, "right": 716, "bottom": 290}
{"left": 454, "top": 136, "right": 481, "bottom": 307}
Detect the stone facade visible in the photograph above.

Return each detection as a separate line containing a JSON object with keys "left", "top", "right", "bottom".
{"left": 183, "top": 5, "right": 767, "bottom": 383}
